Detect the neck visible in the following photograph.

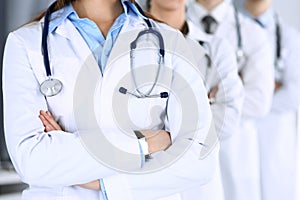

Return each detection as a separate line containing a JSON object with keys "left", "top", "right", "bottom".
{"left": 72, "top": 0, "right": 123, "bottom": 37}
{"left": 245, "top": 0, "right": 271, "bottom": 18}
{"left": 196, "top": 0, "right": 224, "bottom": 11}
{"left": 150, "top": 4, "right": 185, "bottom": 30}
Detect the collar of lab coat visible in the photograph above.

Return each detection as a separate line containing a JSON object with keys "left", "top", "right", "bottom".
{"left": 47, "top": 0, "right": 147, "bottom": 34}
{"left": 186, "top": 20, "right": 209, "bottom": 42}
{"left": 188, "top": 1, "right": 230, "bottom": 25}
{"left": 43, "top": 12, "right": 147, "bottom": 74}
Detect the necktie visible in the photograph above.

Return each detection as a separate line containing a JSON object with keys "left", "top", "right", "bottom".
{"left": 201, "top": 15, "right": 218, "bottom": 34}
{"left": 254, "top": 18, "right": 265, "bottom": 28}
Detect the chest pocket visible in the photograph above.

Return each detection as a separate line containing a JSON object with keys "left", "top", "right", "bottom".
{"left": 127, "top": 96, "right": 168, "bottom": 130}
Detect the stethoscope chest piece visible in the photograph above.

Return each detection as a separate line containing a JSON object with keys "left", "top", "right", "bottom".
{"left": 40, "top": 77, "right": 63, "bottom": 97}
{"left": 236, "top": 48, "right": 247, "bottom": 68}
{"left": 275, "top": 58, "right": 284, "bottom": 81}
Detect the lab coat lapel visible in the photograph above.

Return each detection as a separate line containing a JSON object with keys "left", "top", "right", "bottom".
{"left": 55, "top": 19, "right": 99, "bottom": 69}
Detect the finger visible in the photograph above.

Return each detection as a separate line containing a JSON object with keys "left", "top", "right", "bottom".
{"left": 41, "top": 111, "right": 62, "bottom": 131}
{"left": 46, "top": 111, "right": 53, "bottom": 117}
{"left": 209, "top": 86, "right": 218, "bottom": 98}
{"left": 40, "top": 110, "right": 54, "bottom": 120}
{"left": 45, "top": 124, "right": 55, "bottom": 132}
{"left": 211, "top": 86, "right": 218, "bottom": 94}
{"left": 39, "top": 115, "right": 55, "bottom": 132}
{"left": 39, "top": 114, "right": 50, "bottom": 127}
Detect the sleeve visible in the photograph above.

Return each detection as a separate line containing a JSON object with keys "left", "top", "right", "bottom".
{"left": 210, "top": 39, "right": 244, "bottom": 140}
{"left": 271, "top": 29, "right": 300, "bottom": 113}
{"left": 2, "top": 32, "right": 141, "bottom": 187}
{"left": 101, "top": 32, "right": 217, "bottom": 200}
{"left": 100, "top": 179, "right": 109, "bottom": 200}
{"left": 240, "top": 32, "right": 274, "bottom": 119}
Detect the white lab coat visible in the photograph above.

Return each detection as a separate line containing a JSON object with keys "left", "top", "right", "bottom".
{"left": 181, "top": 20, "right": 244, "bottom": 200}
{"left": 2, "top": 11, "right": 216, "bottom": 200}
{"left": 256, "top": 14, "right": 300, "bottom": 200}
{"left": 187, "top": 2, "right": 274, "bottom": 200}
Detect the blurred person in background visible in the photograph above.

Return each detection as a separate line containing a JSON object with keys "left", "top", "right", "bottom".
{"left": 186, "top": 0, "right": 274, "bottom": 200}
{"left": 147, "top": 0, "right": 244, "bottom": 199}
{"left": 241, "top": 0, "right": 300, "bottom": 199}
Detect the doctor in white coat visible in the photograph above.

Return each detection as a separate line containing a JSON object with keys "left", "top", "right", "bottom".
{"left": 3, "top": 0, "right": 216, "bottom": 199}
{"left": 187, "top": 0, "right": 274, "bottom": 200}
{"left": 147, "top": 0, "right": 244, "bottom": 199}
{"left": 241, "top": 0, "right": 300, "bottom": 199}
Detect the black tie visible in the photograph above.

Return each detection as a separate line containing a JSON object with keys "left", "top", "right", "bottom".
{"left": 201, "top": 15, "right": 218, "bottom": 34}
{"left": 254, "top": 18, "right": 265, "bottom": 28}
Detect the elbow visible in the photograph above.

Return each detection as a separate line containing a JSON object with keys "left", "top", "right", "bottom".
{"left": 257, "top": 102, "right": 272, "bottom": 118}
{"left": 243, "top": 89, "right": 273, "bottom": 119}
{"left": 10, "top": 150, "right": 47, "bottom": 186}
{"left": 200, "top": 146, "right": 219, "bottom": 185}
{"left": 255, "top": 85, "right": 274, "bottom": 118}
{"left": 192, "top": 144, "right": 219, "bottom": 186}
{"left": 7, "top": 139, "right": 55, "bottom": 187}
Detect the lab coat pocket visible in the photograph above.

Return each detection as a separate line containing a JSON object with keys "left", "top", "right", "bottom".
{"left": 127, "top": 96, "right": 167, "bottom": 130}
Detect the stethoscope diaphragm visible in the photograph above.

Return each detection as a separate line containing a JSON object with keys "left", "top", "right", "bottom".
{"left": 40, "top": 77, "right": 63, "bottom": 97}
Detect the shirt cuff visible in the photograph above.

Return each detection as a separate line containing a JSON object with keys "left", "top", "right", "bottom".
{"left": 138, "top": 140, "right": 146, "bottom": 167}
{"left": 100, "top": 179, "right": 108, "bottom": 200}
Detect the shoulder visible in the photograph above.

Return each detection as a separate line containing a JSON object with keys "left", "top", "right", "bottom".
{"left": 281, "top": 22, "right": 300, "bottom": 47}
{"left": 150, "top": 19, "right": 188, "bottom": 46}
{"left": 5, "top": 20, "right": 43, "bottom": 53}
{"left": 10, "top": 20, "right": 42, "bottom": 40}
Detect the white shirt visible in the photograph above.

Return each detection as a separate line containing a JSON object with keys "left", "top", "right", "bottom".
{"left": 187, "top": 1, "right": 274, "bottom": 119}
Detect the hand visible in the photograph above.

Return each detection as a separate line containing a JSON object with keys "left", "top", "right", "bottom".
{"left": 208, "top": 86, "right": 218, "bottom": 104}
{"left": 76, "top": 180, "right": 101, "bottom": 190}
{"left": 39, "top": 110, "right": 62, "bottom": 132}
{"left": 275, "top": 81, "right": 282, "bottom": 91}
{"left": 141, "top": 130, "right": 171, "bottom": 154}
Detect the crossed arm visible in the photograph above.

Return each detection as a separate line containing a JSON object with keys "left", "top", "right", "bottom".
{"left": 38, "top": 110, "right": 172, "bottom": 190}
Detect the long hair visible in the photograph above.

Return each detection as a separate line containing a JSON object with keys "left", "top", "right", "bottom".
{"left": 33, "top": 0, "right": 136, "bottom": 21}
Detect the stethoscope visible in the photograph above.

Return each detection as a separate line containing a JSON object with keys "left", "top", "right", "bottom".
{"left": 198, "top": 40, "right": 217, "bottom": 104}
{"left": 118, "top": 2, "right": 168, "bottom": 99}
{"left": 233, "top": 6, "right": 248, "bottom": 68}
{"left": 198, "top": 40, "right": 212, "bottom": 69}
{"left": 234, "top": 7, "right": 283, "bottom": 76}
{"left": 40, "top": 1, "right": 168, "bottom": 99}
{"left": 40, "top": 2, "right": 63, "bottom": 97}
{"left": 274, "top": 14, "right": 284, "bottom": 82}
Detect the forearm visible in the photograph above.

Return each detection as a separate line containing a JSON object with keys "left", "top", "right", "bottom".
{"left": 271, "top": 83, "right": 300, "bottom": 113}
{"left": 102, "top": 140, "right": 219, "bottom": 200}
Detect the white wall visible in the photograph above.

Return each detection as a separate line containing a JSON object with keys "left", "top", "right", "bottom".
{"left": 273, "top": 0, "right": 300, "bottom": 30}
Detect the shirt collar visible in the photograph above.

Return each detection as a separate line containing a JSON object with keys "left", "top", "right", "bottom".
{"left": 256, "top": 9, "right": 275, "bottom": 28}
{"left": 241, "top": 7, "right": 275, "bottom": 28}
{"left": 48, "top": 0, "right": 147, "bottom": 33}
{"left": 189, "top": 1, "right": 230, "bottom": 24}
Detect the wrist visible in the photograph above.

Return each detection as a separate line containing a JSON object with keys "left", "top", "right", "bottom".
{"left": 134, "top": 130, "right": 152, "bottom": 159}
